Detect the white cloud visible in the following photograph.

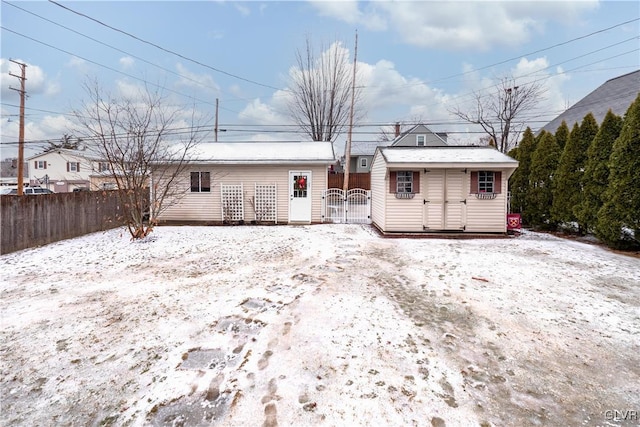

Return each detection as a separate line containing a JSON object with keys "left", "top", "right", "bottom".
{"left": 175, "top": 63, "right": 220, "bottom": 93}
{"left": 234, "top": 3, "right": 250, "bottom": 16}
{"left": 0, "top": 58, "right": 51, "bottom": 100}
{"left": 308, "top": 0, "right": 386, "bottom": 31}
{"left": 66, "top": 56, "right": 89, "bottom": 73}
{"left": 119, "top": 56, "right": 135, "bottom": 70}
{"left": 309, "top": 1, "right": 599, "bottom": 50}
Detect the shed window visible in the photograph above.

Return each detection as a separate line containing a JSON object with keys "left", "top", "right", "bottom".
{"left": 416, "top": 135, "right": 426, "bottom": 146}
{"left": 397, "top": 171, "right": 413, "bottom": 193}
{"left": 389, "top": 171, "right": 420, "bottom": 194}
{"left": 360, "top": 157, "right": 368, "bottom": 168}
{"left": 470, "top": 171, "right": 502, "bottom": 194}
{"left": 190, "top": 172, "right": 211, "bottom": 192}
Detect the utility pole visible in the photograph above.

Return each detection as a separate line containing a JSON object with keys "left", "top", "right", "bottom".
{"left": 343, "top": 30, "right": 358, "bottom": 193}
{"left": 9, "top": 60, "right": 27, "bottom": 196}
{"left": 214, "top": 98, "right": 219, "bottom": 142}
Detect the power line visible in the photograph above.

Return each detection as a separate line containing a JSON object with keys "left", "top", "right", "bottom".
{"left": 47, "top": 0, "right": 285, "bottom": 92}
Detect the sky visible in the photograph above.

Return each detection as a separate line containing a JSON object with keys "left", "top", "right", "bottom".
{"left": 1, "top": 0, "right": 639, "bottom": 159}
{"left": 1, "top": 224, "right": 638, "bottom": 425}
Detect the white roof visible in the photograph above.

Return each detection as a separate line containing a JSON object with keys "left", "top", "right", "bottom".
{"left": 378, "top": 146, "right": 518, "bottom": 168}
{"left": 188, "top": 141, "right": 335, "bottom": 164}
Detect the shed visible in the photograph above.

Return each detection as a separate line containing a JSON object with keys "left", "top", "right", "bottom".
{"left": 370, "top": 146, "right": 518, "bottom": 234}
{"left": 156, "top": 141, "right": 335, "bottom": 224}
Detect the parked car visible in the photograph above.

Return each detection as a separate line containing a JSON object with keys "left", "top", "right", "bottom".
{"left": 25, "top": 187, "right": 54, "bottom": 195}
{"left": 0, "top": 187, "right": 54, "bottom": 195}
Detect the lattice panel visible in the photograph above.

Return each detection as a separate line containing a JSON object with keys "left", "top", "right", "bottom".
{"left": 254, "top": 184, "right": 277, "bottom": 223}
{"left": 221, "top": 184, "right": 244, "bottom": 221}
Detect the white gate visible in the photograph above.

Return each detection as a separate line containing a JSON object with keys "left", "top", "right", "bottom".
{"left": 322, "top": 188, "right": 371, "bottom": 224}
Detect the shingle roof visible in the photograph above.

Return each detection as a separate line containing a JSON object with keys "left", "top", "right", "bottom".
{"left": 538, "top": 70, "right": 640, "bottom": 134}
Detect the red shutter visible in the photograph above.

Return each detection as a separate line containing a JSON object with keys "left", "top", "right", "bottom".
{"left": 34, "top": 161, "right": 38, "bottom": 169}
{"left": 77, "top": 163, "right": 80, "bottom": 172}
{"left": 412, "top": 171, "right": 420, "bottom": 193}
{"left": 389, "top": 171, "right": 397, "bottom": 193}
{"left": 494, "top": 171, "right": 502, "bottom": 193}
{"left": 470, "top": 171, "right": 478, "bottom": 194}
{"left": 67, "top": 162, "right": 70, "bottom": 172}
{"left": 44, "top": 162, "right": 47, "bottom": 170}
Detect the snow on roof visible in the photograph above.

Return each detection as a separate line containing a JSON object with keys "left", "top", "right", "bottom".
{"left": 189, "top": 141, "right": 335, "bottom": 164}
{"left": 378, "top": 146, "right": 518, "bottom": 167}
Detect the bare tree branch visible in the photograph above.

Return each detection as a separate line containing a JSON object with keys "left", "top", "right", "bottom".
{"left": 73, "top": 80, "right": 207, "bottom": 239}
{"left": 450, "top": 76, "right": 545, "bottom": 153}
{"left": 287, "top": 37, "right": 363, "bottom": 151}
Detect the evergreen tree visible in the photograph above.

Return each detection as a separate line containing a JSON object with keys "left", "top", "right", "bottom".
{"left": 508, "top": 127, "right": 537, "bottom": 223}
{"left": 596, "top": 94, "right": 640, "bottom": 249}
{"left": 554, "top": 121, "right": 570, "bottom": 152}
{"left": 526, "top": 132, "right": 561, "bottom": 229}
{"left": 551, "top": 113, "right": 598, "bottom": 232}
{"left": 575, "top": 110, "right": 622, "bottom": 234}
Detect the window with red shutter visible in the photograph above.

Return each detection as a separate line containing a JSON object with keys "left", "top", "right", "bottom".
{"left": 470, "top": 171, "right": 502, "bottom": 194}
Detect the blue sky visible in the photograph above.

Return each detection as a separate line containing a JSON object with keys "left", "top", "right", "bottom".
{"left": 1, "top": 0, "right": 639, "bottom": 158}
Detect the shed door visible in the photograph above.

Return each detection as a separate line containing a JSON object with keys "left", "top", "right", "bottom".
{"left": 444, "top": 170, "right": 465, "bottom": 230}
{"left": 423, "top": 169, "right": 466, "bottom": 231}
{"left": 289, "top": 171, "right": 312, "bottom": 223}
{"left": 424, "top": 170, "right": 445, "bottom": 230}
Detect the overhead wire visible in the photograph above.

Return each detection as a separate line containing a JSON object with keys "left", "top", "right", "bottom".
{"left": 47, "top": 0, "right": 285, "bottom": 92}
{"left": 2, "top": 2, "right": 638, "bottom": 145}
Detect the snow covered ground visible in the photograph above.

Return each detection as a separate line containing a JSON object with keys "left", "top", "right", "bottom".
{"left": 1, "top": 225, "right": 638, "bottom": 427}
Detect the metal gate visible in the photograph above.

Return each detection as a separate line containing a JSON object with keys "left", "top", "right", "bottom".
{"left": 321, "top": 188, "right": 371, "bottom": 224}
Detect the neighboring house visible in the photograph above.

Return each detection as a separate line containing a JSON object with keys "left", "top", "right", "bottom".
{"left": 27, "top": 149, "right": 111, "bottom": 192}
{"left": 538, "top": 69, "right": 640, "bottom": 134}
{"left": 389, "top": 123, "right": 448, "bottom": 147}
{"left": 347, "top": 124, "right": 448, "bottom": 173}
{"left": 156, "top": 141, "right": 335, "bottom": 224}
{"left": 370, "top": 146, "right": 518, "bottom": 234}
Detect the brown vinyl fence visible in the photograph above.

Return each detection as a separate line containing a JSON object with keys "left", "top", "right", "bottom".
{"left": 327, "top": 172, "right": 371, "bottom": 190}
{"left": 1, "top": 190, "right": 125, "bottom": 255}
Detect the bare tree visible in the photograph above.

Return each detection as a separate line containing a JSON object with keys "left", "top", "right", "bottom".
{"left": 450, "top": 77, "right": 545, "bottom": 153}
{"left": 73, "top": 81, "right": 206, "bottom": 239}
{"left": 287, "top": 38, "right": 362, "bottom": 150}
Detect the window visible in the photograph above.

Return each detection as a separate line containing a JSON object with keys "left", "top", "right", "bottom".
{"left": 34, "top": 160, "right": 46, "bottom": 170}
{"left": 67, "top": 162, "right": 80, "bottom": 172}
{"left": 416, "top": 135, "right": 426, "bottom": 146}
{"left": 478, "top": 171, "right": 494, "bottom": 193}
{"left": 396, "top": 171, "right": 413, "bottom": 193}
{"left": 190, "top": 172, "right": 211, "bottom": 192}
{"left": 470, "top": 171, "right": 502, "bottom": 194}
{"left": 360, "top": 157, "right": 368, "bottom": 169}
{"left": 98, "top": 162, "right": 110, "bottom": 172}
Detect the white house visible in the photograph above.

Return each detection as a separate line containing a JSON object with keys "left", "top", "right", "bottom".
{"left": 156, "top": 141, "right": 335, "bottom": 224}
{"left": 370, "top": 146, "right": 518, "bottom": 234}
{"left": 27, "top": 149, "right": 110, "bottom": 192}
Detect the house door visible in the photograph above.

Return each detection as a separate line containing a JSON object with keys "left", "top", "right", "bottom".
{"left": 423, "top": 169, "right": 466, "bottom": 231}
{"left": 289, "top": 171, "right": 312, "bottom": 223}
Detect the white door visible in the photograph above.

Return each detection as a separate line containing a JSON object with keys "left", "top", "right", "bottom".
{"left": 444, "top": 170, "right": 465, "bottom": 230}
{"left": 424, "top": 169, "right": 466, "bottom": 231}
{"left": 423, "top": 170, "right": 445, "bottom": 230}
{"left": 289, "top": 171, "right": 312, "bottom": 223}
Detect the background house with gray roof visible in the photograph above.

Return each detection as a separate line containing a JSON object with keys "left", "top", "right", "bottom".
{"left": 538, "top": 70, "right": 640, "bottom": 134}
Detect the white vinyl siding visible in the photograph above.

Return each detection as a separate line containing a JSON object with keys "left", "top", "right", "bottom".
{"left": 158, "top": 164, "right": 327, "bottom": 224}
{"left": 465, "top": 172, "right": 509, "bottom": 232}
{"left": 369, "top": 151, "right": 387, "bottom": 230}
